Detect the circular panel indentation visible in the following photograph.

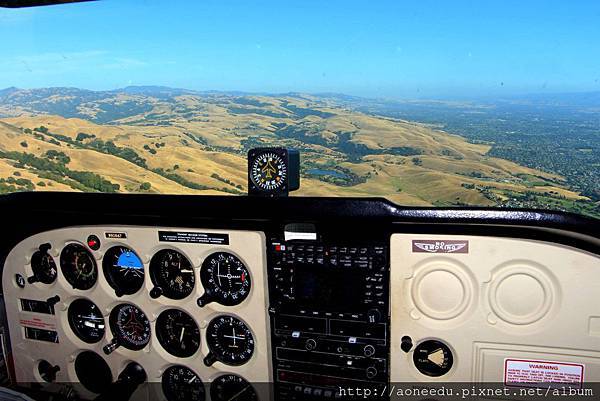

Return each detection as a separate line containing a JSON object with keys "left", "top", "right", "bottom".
{"left": 74, "top": 351, "right": 112, "bottom": 394}
{"left": 489, "top": 264, "right": 555, "bottom": 325}
{"left": 411, "top": 260, "right": 474, "bottom": 320}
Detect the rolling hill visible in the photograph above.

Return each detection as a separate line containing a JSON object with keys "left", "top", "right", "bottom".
{"left": 0, "top": 87, "right": 596, "bottom": 217}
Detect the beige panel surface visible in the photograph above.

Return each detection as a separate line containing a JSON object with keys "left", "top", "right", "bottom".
{"left": 390, "top": 234, "right": 600, "bottom": 382}
{"left": 1, "top": 226, "right": 271, "bottom": 400}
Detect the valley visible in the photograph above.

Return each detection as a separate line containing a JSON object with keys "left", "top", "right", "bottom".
{"left": 0, "top": 87, "right": 597, "bottom": 218}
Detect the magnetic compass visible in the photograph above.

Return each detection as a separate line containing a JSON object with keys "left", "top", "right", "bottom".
{"left": 247, "top": 147, "right": 299, "bottom": 196}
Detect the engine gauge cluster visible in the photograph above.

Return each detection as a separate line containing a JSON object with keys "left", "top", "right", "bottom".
{"left": 28, "top": 244, "right": 57, "bottom": 285}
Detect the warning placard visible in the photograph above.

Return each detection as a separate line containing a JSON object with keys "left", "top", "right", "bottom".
{"left": 504, "top": 359, "right": 584, "bottom": 388}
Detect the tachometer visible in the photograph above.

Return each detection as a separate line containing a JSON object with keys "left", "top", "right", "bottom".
{"left": 210, "top": 374, "right": 257, "bottom": 401}
{"left": 149, "top": 249, "right": 195, "bottom": 300}
{"left": 60, "top": 243, "right": 98, "bottom": 290}
{"left": 204, "top": 315, "right": 254, "bottom": 367}
{"left": 161, "top": 365, "right": 205, "bottom": 401}
{"left": 68, "top": 298, "right": 105, "bottom": 344}
{"left": 156, "top": 309, "right": 200, "bottom": 358}
{"left": 28, "top": 244, "right": 57, "bottom": 285}
{"left": 103, "top": 303, "right": 151, "bottom": 354}
{"left": 102, "top": 246, "right": 144, "bottom": 296}
{"left": 197, "top": 252, "right": 251, "bottom": 307}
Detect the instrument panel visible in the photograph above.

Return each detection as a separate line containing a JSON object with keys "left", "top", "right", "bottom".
{"left": 1, "top": 226, "right": 271, "bottom": 400}
{"left": 0, "top": 192, "right": 599, "bottom": 400}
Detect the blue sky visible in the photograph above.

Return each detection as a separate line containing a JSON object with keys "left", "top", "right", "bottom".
{"left": 1, "top": 0, "right": 599, "bottom": 98}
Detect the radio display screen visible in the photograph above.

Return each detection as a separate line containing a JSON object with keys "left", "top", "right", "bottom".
{"left": 294, "top": 264, "right": 365, "bottom": 311}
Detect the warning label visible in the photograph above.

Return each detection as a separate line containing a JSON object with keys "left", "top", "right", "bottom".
{"left": 158, "top": 231, "right": 229, "bottom": 245}
{"left": 19, "top": 317, "right": 56, "bottom": 331}
{"left": 504, "top": 359, "right": 585, "bottom": 388}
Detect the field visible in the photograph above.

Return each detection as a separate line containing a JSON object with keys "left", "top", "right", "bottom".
{"left": 0, "top": 86, "right": 596, "bottom": 217}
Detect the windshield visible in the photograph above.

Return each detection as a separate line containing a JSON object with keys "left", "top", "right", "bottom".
{"left": 0, "top": 1, "right": 598, "bottom": 218}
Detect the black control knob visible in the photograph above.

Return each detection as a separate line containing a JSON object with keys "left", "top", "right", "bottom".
{"left": 401, "top": 336, "right": 413, "bottom": 353}
{"left": 38, "top": 360, "right": 60, "bottom": 383}
{"left": 103, "top": 338, "right": 120, "bottom": 355}
{"left": 366, "top": 366, "right": 377, "bottom": 379}
{"left": 367, "top": 308, "right": 381, "bottom": 323}
{"left": 95, "top": 362, "right": 146, "bottom": 401}
{"left": 46, "top": 295, "right": 60, "bottom": 307}
{"left": 363, "top": 345, "right": 376, "bottom": 357}
{"left": 149, "top": 287, "right": 163, "bottom": 299}
{"left": 197, "top": 293, "right": 213, "bottom": 307}
{"left": 305, "top": 339, "right": 317, "bottom": 351}
{"left": 203, "top": 352, "right": 218, "bottom": 367}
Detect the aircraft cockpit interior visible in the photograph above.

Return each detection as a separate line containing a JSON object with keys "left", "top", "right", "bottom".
{"left": 0, "top": 1, "right": 599, "bottom": 401}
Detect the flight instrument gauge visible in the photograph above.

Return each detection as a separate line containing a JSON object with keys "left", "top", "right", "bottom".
{"left": 68, "top": 298, "right": 105, "bottom": 344}
{"left": 103, "top": 246, "right": 145, "bottom": 296}
{"left": 204, "top": 315, "right": 254, "bottom": 367}
{"left": 60, "top": 243, "right": 98, "bottom": 290}
{"left": 103, "top": 303, "right": 151, "bottom": 354}
{"left": 28, "top": 244, "right": 57, "bottom": 285}
{"left": 250, "top": 151, "right": 287, "bottom": 192}
{"left": 161, "top": 365, "right": 205, "bottom": 401}
{"left": 413, "top": 339, "right": 454, "bottom": 377}
{"left": 247, "top": 147, "right": 299, "bottom": 197}
{"left": 210, "top": 374, "right": 257, "bottom": 401}
{"left": 149, "top": 249, "right": 195, "bottom": 299}
{"left": 156, "top": 309, "right": 201, "bottom": 358}
{"left": 197, "top": 252, "right": 251, "bottom": 307}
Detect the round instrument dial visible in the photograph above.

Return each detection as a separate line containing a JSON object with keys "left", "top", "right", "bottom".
{"left": 150, "top": 249, "right": 195, "bottom": 299}
{"left": 210, "top": 374, "right": 257, "bottom": 401}
{"left": 103, "top": 246, "right": 145, "bottom": 296}
{"left": 156, "top": 309, "right": 200, "bottom": 358}
{"left": 68, "top": 298, "right": 105, "bottom": 344}
{"left": 161, "top": 365, "right": 205, "bottom": 401}
{"left": 250, "top": 151, "right": 287, "bottom": 191}
{"left": 109, "top": 303, "right": 151, "bottom": 351}
{"left": 198, "top": 252, "right": 251, "bottom": 307}
{"left": 413, "top": 339, "right": 454, "bottom": 377}
{"left": 204, "top": 316, "right": 254, "bottom": 367}
{"left": 60, "top": 243, "right": 98, "bottom": 290}
{"left": 30, "top": 249, "right": 57, "bottom": 284}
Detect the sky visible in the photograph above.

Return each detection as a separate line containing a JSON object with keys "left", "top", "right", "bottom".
{"left": 1, "top": 0, "right": 600, "bottom": 99}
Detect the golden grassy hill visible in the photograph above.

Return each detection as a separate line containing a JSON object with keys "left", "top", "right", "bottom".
{"left": 0, "top": 89, "right": 590, "bottom": 213}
